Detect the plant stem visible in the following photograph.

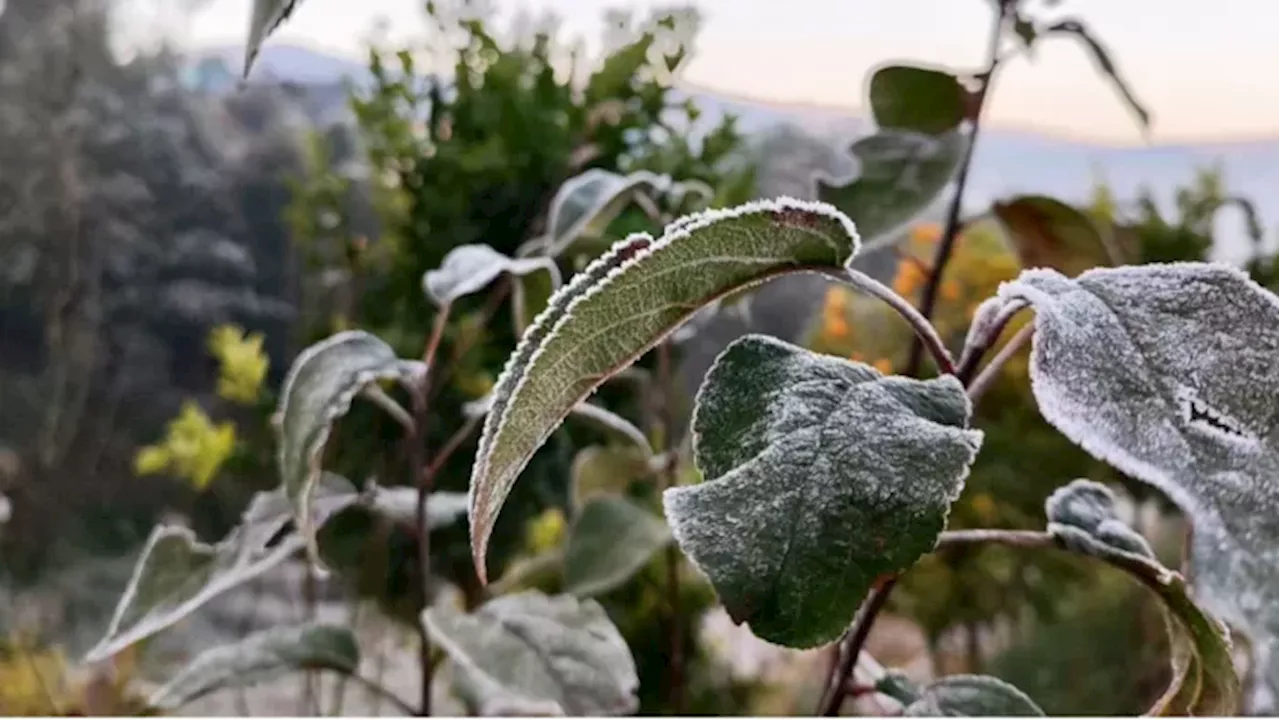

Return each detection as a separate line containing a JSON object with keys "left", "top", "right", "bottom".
{"left": 825, "top": 267, "right": 956, "bottom": 375}
{"left": 657, "top": 340, "right": 685, "bottom": 714}
{"left": 818, "top": 575, "right": 900, "bottom": 716}
{"left": 411, "top": 303, "right": 452, "bottom": 716}
{"left": 965, "top": 322, "right": 1034, "bottom": 404}
{"left": 301, "top": 565, "right": 320, "bottom": 715}
{"left": 954, "top": 299, "right": 1028, "bottom": 384}
{"left": 907, "top": 2, "right": 1008, "bottom": 376}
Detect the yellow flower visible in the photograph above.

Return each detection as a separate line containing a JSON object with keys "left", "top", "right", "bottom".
{"left": 526, "top": 508, "right": 566, "bottom": 553}
{"left": 132, "top": 402, "right": 237, "bottom": 490}
{"left": 207, "top": 325, "right": 269, "bottom": 405}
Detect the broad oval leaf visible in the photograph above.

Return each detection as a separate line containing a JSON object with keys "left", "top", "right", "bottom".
{"left": 904, "top": 675, "right": 1044, "bottom": 716}
{"left": 818, "top": 130, "right": 964, "bottom": 250}
{"left": 245, "top": 0, "right": 304, "bottom": 77}
{"left": 1046, "top": 480, "right": 1240, "bottom": 715}
{"left": 1001, "top": 263, "right": 1278, "bottom": 714}
{"left": 868, "top": 64, "right": 968, "bottom": 135}
{"left": 991, "top": 195, "right": 1120, "bottom": 276}
{"left": 469, "top": 198, "right": 860, "bottom": 582}
{"left": 274, "top": 330, "right": 424, "bottom": 571}
{"left": 564, "top": 496, "right": 670, "bottom": 597}
{"left": 149, "top": 623, "right": 359, "bottom": 709}
{"left": 664, "top": 334, "right": 982, "bottom": 647}
{"left": 84, "top": 477, "right": 360, "bottom": 663}
{"left": 533, "top": 169, "right": 664, "bottom": 258}
{"left": 422, "top": 591, "right": 638, "bottom": 715}
{"left": 424, "top": 244, "right": 561, "bottom": 307}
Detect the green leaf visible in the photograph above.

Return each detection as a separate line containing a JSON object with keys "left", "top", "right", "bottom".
{"left": 1044, "top": 19, "right": 1150, "bottom": 131}
{"left": 532, "top": 169, "right": 665, "bottom": 258}
{"left": 469, "top": 199, "right": 860, "bottom": 582}
{"left": 245, "top": 0, "right": 304, "bottom": 78}
{"left": 84, "top": 477, "right": 360, "bottom": 663}
{"left": 904, "top": 675, "right": 1044, "bottom": 716}
{"left": 991, "top": 195, "right": 1121, "bottom": 276}
{"left": 818, "top": 130, "right": 964, "bottom": 249}
{"left": 465, "top": 393, "right": 650, "bottom": 454}
{"left": 423, "top": 243, "right": 560, "bottom": 307}
{"left": 149, "top": 624, "right": 359, "bottom": 709}
{"left": 422, "top": 591, "right": 639, "bottom": 715}
{"left": 512, "top": 261, "right": 559, "bottom": 336}
{"left": 1002, "top": 263, "right": 1277, "bottom": 713}
{"left": 1045, "top": 480, "right": 1240, "bottom": 715}
{"left": 664, "top": 335, "right": 981, "bottom": 647}
{"left": 274, "top": 330, "right": 424, "bottom": 571}
{"left": 571, "top": 445, "right": 656, "bottom": 510}
{"left": 868, "top": 64, "right": 968, "bottom": 135}
{"left": 564, "top": 497, "right": 670, "bottom": 597}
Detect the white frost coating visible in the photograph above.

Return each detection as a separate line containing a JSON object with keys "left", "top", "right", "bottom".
{"left": 541, "top": 168, "right": 665, "bottom": 257}
{"left": 421, "top": 592, "right": 639, "bottom": 715}
{"left": 422, "top": 243, "right": 561, "bottom": 306}
{"left": 1000, "top": 262, "right": 1279, "bottom": 714}
{"left": 274, "top": 331, "right": 423, "bottom": 575}
{"left": 362, "top": 483, "right": 469, "bottom": 529}
{"left": 464, "top": 393, "right": 650, "bottom": 453}
{"left": 904, "top": 675, "right": 1045, "bottom": 716}
{"left": 468, "top": 198, "right": 861, "bottom": 579}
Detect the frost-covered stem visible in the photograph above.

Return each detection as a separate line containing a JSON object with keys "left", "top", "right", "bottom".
{"left": 907, "top": 2, "right": 1008, "bottom": 375}
{"left": 955, "top": 299, "right": 1028, "bottom": 384}
{"left": 818, "top": 575, "right": 900, "bottom": 716}
{"left": 825, "top": 267, "right": 956, "bottom": 375}
{"left": 936, "top": 528, "right": 1051, "bottom": 548}
{"left": 657, "top": 340, "right": 686, "bottom": 713}
{"left": 411, "top": 303, "right": 452, "bottom": 716}
{"left": 965, "top": 323, "right": 1034, "bottom": 404}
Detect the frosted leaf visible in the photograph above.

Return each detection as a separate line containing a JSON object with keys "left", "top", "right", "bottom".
{"left": 423, "top": 243, "right": 561, "bottom": 307}
{"left": 465, "top": 393, "right": 650, "bottom": 454}
{"left": 361, "top": 483, "right": 469, "bottom": 530}
{"left": 564, "top": 496, "right": 670, "bottom": 597}
{"left": 817, "top": 129, "right": 964, "bottom": 250}
{"left": 422, "top": 591, "right": 638, "bottom": 715}
{"left": 992, "top": 195, "right": 1121, "bottom": 276}
{"left": 245, "top": 0, "right": 304, "bottom": 77}
{"left": 867, "top": 63, "right": 967, "bottom": 135}
{"left": 149, "top": 624, "right": 359, "bottom": 709}
{"left": 1045, "top": 479, "right": 1154, "bottom": 560}
{"left": 664, "top": 335, "right": 981, "bottom": 647}
{"left": 1003, "top": 264, "right": 1276, "bottom": 713}
{"left": 84, "top": 477, "right": 361, "bottom": 664}
{"left": 903, "top": 675, "right": 1044, "bottom": 716}
{"left": 274, "top": 330, "right": 424, "bottom": 572}
{"left": 469, "top": 198, "right": 860, "bottom": 582}
{"left": 538, "top": 169, "right": 665, "bottom": 258}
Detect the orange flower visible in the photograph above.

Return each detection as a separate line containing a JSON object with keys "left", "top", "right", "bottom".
{"left": 941, "top": 280, "right": 961, "bottom": 302}
{"left": 892, "top": 259, "right": 926, "bottom": 297}
{"left": 911, "top": 223, "right": 942, "bottom": 244}
{"left": 825, "top": 316, "right": 850, "bottom": 339}
{"left": 873, "top": 358, "right": 894, "bottom": 374}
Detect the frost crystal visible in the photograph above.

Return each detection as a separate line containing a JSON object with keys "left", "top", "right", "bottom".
{"left": 1002, "top": 262, "right": 1279, "bottom": 714}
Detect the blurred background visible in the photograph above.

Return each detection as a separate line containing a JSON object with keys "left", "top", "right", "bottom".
{"left": 0, "top": 0, "right": 1275, "bottom": 715}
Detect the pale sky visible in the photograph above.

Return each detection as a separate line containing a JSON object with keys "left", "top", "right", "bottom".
{"left": 176, "top": 0, "right": 1279, "bottom": 145}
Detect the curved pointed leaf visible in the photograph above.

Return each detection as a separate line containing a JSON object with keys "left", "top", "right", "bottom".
{"left": 664, "top": 335, "right": 981, "bottom": 647}
{"left": 1046, "top": 480, "right": 1239, "bottom": 715}
{"left": 274, "top": 330, "right": 424, "bottom": 571}
{"left": 84, "top": 477, "right": 360, "bottom": 663}
{"left": 245, "top": 0, "right": 304, "bottom": 77}
{"left": 465, "top": 393, "right": 650, "bottom": 454}
{"left": 424, "top": 244, "right": 561, "bottom": 307}
{"left": 992, "top": 195, "right": 1120, "bottom": 276}
{"left": 1001, "top": 263, "right": 1277, "bottom": 714}
{"left": 149, "top": 624, "right": 359, "bottom": 709}
{"left": 1044, "top": 19, "right": 1150, "bottom": 131}
{"left": 818, "top": 130, "right": 964, "bottom": 249}
{"left": 868, "top": 64, "right": 967, "bottom": 135}
{"left": 422, "top": 591, "right": 638, "bottom": 715}
{"left": 469, "top": 198, "right": 860, "bottom": 582}
{"left": 904, "top": 675, "right": 1044, "bottom": 716}
{"left": 564, "top": 496, "right": 670, "bottom": 597}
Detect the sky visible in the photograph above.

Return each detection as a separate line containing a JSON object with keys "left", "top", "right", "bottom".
{"left": 172, "top": 0, "right": 1279, "bottom": 145}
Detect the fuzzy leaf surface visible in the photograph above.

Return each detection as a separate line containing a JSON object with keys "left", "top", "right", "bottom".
{"left": 84, "top": 477, "right": 360, "bottom": 663}
{"left": 422, "top": 591, "right": 638, "bottom": 715}
{"left": 275, "top": 330, "right": 423, "bottom": 570}
{"left": 1002, "top": 263, "right": 1277, "bottom": 713}
{"left": 903, "top": 675, "right": 1044, "bottom": 716}
{"left": 818, "top": 130, "right": 964, "bottom": 249}
{"left": 664, "top": 335, "right": 981, "bottom": 647}
{"left": 149, "top": 624, "right": 359, "bottom": 709}
{"left": 564, "top": 496, "right": 670, "bottom": 597}
{"left": 423, "top": 243, "right": 560, "bottom": 307}
{"left": 868, "top": 64, "right": 967, "bottom": 135}
{"left": 469, "top": 198, "right": 860, "bottom": 581}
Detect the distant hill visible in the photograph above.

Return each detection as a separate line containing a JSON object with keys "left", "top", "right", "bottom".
{"left": 187, "top": 44, "right": 1279, "bottom": 257}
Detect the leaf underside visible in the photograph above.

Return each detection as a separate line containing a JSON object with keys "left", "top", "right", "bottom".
{"left": 423, "top": 243, "right": 560, "bottom": 307}
{"left": 904, "top": 675, "right": 1045, "bottom": 716}
{"left": 665, "top": 334, "right": 981, "bottom": 647}
{"left": 468, "top": 198, "right": 861, "bottom": 582}
{"left": 1003, "top": 263, "right": 1277, "bottom": 714}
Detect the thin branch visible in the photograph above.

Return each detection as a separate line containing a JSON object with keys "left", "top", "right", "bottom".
{"left": 423, "top": 412, "right": 483, "bottom": 481}
{"left": 954, "top": 298, "right": 1029, "bottom": 384}
{"left": 965, "top": 322, "right": 1034, "bottom": 404}
{"left": 361, "top": 386, "right": 415, "bottom": 432}
{"left": 817, "top": 575, "right": 900, "bottom": 716}
{"left": 657, "top": 341, "right": 685, "bottom": 713}
{"left": 907, "top": 3, "right": 1008, "bottom": 375}
{"left": 425, "top": 279, "right": 511, "bottom": 406}
{"left": 936, "top": 528, "right": 1052, "bottom": 549}
{"left": 824, "top": 267, "right": 956, "bottom": 375}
